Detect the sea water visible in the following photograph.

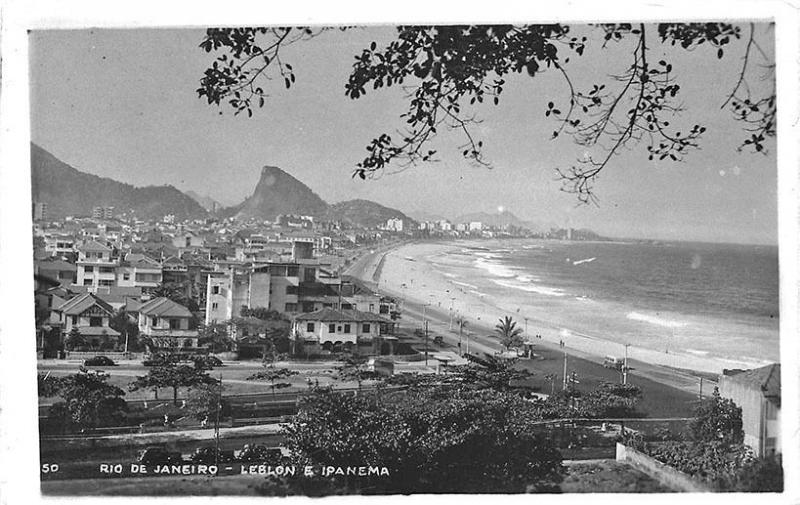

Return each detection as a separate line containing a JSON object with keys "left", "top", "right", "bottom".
{"left": 428, "top": 239, "right": 779, "bottom": 368}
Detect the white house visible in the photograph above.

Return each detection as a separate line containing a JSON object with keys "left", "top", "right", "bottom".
{"left": 291, "top": 308, "right": 391, "bottom": 354}
{"left": 137, "top": 297, "right": 199, "bottom": 350}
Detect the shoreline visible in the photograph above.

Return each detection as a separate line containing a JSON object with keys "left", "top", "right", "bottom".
{"left": 347, "top": 239, "right": 774, "bottom": 395}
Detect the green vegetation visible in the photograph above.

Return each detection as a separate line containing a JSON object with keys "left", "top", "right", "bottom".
{"left": 46, "top": 373, "right": 128, "bottom": 431}
{"left": 283, "top": 387, "right": 564, "bottom": 493}
{"left": 494, "top": 315, "right": 524, "bottom": 352}
{"left": 129, "top": 364, "right": 218, "bottom": 404}
{"left": 625, "top": 387, "right": 782, "bottom": 492}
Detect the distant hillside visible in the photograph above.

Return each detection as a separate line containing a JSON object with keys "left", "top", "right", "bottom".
{"left": 31, "top": 143, "right": 208, "bottom": 220}
{"left": 454, "top": 210, "right": 549, "bottom": 232}
{"left": 185, "top": 190, "right": 221, "bottom": 212}
{"left": 224, "top": 165, "right": 329, "bottom": 220}
{"left": 327, "top": 199, "right": 416, "bottom": 229}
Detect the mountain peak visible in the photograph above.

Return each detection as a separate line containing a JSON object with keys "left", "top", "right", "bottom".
{"left": 228, "top": 164, "right": 328, "bottom": 219}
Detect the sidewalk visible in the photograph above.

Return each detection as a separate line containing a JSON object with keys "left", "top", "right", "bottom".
{"left": 43, "top": 423, "right": 284, "bottom": 445}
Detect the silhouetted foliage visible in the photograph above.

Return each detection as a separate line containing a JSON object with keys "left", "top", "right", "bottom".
{"left": 198, "top": 23, "right": 774, "bottom": 204}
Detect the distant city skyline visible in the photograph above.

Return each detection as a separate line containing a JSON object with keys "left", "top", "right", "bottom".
{"left": 29, "top": 24, "right": 778, "bottom": 245}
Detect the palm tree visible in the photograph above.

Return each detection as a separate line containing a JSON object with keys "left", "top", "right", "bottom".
{"left": 495, "top": 316, "right": 524, "bottom": 352}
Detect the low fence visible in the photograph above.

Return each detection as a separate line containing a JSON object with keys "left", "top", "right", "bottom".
{"left": 616, "top": 442, "right": 712, "bottom": 492}
{"left": 64, "top": 351, "right": 145, "bottom": 361}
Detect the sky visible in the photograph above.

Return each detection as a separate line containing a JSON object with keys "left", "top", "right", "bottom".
{"left": 28, "top": 24, "right": 778, "bottom": 244}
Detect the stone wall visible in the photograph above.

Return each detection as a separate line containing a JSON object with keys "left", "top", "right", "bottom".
{"left": 616, "top": 442, "right": 712, "bottom": 492}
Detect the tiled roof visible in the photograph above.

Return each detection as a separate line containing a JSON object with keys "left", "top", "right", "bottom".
{"left": 725, "top": 363, "right": 781, "bottom": 399}
{"left": 137, "top": 297, "right": 193, "bottom": 318}
{"left": 71, "top": 285, "right": 143, "bottom": 306}
{"left": 56, "top": 293, "right": 115, "bottom": 316}
{"left": 36, "top": 260, "right": 77, "bottom": 272}
{"left": 294, "top": 308, "right": 391, "bottom": 323}
{"left": 80, "top": 240, "right": 112, "bottom": 252}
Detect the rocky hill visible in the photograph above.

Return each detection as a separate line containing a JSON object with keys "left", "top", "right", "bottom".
{"left": 327, "top": 199, "right": 415, "bottom": 229}
{"left": 30, "top": 143, "right": 208, "bottom": 220}
{"left": 224, "top": 165, "right": 329, "bottom": 220}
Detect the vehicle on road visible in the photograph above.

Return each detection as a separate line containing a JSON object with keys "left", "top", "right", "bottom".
{"left": 83, "top": 356, "right": 116, "bottom": 366}
{"left": 138, "top": 446, "right": 184, "bottom": 465}
{"left": 236, "top": 444, "right": 286, "bottom": 463}
{"left": 603, "top": 356, "right": 623, "bottom": 370}
{"left": 190, "top": 446, "right": 236, "bottom": 464}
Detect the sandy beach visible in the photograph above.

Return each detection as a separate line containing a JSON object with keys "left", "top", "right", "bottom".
{"left": 346, "top": 239, "right": 776, "bottom": 396}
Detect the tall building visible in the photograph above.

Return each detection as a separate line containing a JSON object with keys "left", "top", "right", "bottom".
{"left": 32, "top": 202, "right": 48, "bottom": 221}
{"left": 74, "top": 240, "right": 117, "bottom": 289}
{"left": 91, "top": 206, "right": 114, "bottom": 220}
{"left": 385, "top": 218, "right": 404, "bottom": 232}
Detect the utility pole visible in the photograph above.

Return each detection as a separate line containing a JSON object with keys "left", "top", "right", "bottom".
{"left": 623, "top": 343, "right": 630, "bottom": 385}
{"left": 214, "top": 372, "right": 222, "bottom": 471}
{"left": 562, "top": 348, "right": 568, "bottom": 391}
{"left": 124, "top": 331, "right": 129, "bottom": 354}
{"left": 424, "top": 319, "right": 429, "bottom": 366}
{"left": 449, "top": 297, "right": 455, "bottom": 330}
{"left": 458, "top": 317, "right": 463, "bottom": 356}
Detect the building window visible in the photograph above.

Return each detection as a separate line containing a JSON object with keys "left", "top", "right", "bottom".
{"left": 71, "top": 315, "right": 78, "bottom": 325}
{"left": 306, "top": 322, "right": 315, "bottom": 332}
{"left": 328, "top": 323, "right": 336, "bottom": 333}
{"left": 151, "top": 316, "right": 158, "bottom": 326}
{"left": 212, "top": 302, "right": 218, "bottom": 310}
{"left": 89, "top": 317, "right": 102, "bottom": 327}
{"left": 285, "top": 303, "right": 297, "bottom": 312}
{"left": 362, "top": 323, "right": 371, "bottom": 333}
{"left": 212, "top": 285, "right": 220, "bottom": 295}
{"left": 169, "top": 319, "right": 180, "bottom": 330}
{"left": 343, "top": 324, "right": 351, "bottom": 334}
{"left": 99, "top": 279, "right": 114, "bottom": 287}
{"left": 369, "top": 304, "right": 375, "bottom": 312}
{"left": 123, "top": 273, "right": 130, "bottom": 281}
{"left": 341, "top": 303, "right": 353, "bottom": 310}
{"left": 84, "top": 266, "right": 94, "bottom": 273}
{"left": 83, "top": 279, "right": 93, "bottom": 286}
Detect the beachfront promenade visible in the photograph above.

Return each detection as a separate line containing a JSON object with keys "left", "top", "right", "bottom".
{"left": 345, "top": 241, "right": 714, "bottom": 399}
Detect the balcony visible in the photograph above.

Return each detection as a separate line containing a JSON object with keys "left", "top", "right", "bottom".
{"left": 141, "top": 327, "right": 198, "bottom": 338}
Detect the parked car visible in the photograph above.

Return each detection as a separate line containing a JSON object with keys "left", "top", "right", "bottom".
{"left": 138, "top": 446, "right": 183, "bottom": 465}
{"left": 84, "top": 355, "right": 116, "bottom": 366}
{"left": 603, "top": 355, "right": 623, "bottom": 371}
{"left": 190, "top": 355, "right": 223, "bottom": 369}
{"left": 190, "top": 446, "right": 235, "bottom": 464}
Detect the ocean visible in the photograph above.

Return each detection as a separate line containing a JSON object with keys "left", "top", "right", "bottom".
{"left": 425, "top": 239, "right": 780, "bottom": 368}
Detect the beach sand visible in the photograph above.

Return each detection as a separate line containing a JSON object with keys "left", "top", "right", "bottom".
{"left": 347, "top": 240, "right": 757, "bottom": 397}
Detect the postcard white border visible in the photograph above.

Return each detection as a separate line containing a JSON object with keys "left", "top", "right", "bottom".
{"left": 1, "top": 1, "right": 798, "bottom": 505}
